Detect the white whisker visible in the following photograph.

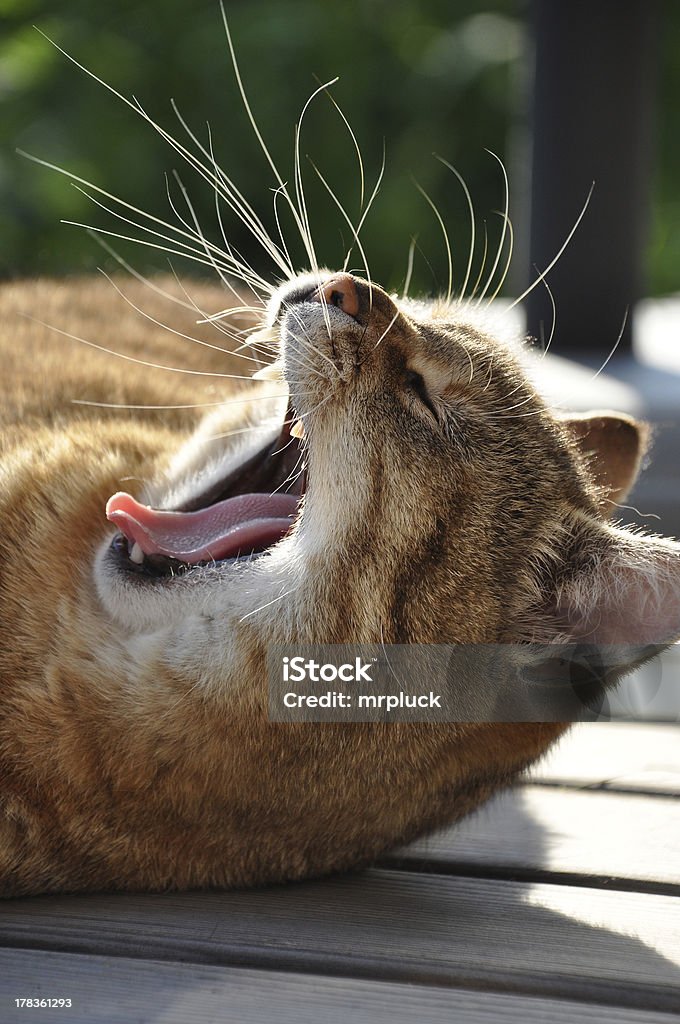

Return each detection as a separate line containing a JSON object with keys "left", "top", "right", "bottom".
{"left": 371, "top": 309, "right": 401, "bottom": 354}
{"left": 487, "top": 210, "right": 514, "bottom": 304}
{"left": 239, "top": 586, "right": 300, "bottom": 623}
{"left": 610, "top": 502, "right": 661, "bottom": 521}
{"left": 314, "top": 76, "right": 366, "bottom": 211}
{"left": 590, "top": 309, "right": 628, "bottom": 381}
{"left": 61, "top": 218, "right": 236, "bottom": 275}
{"left": 270, "top": 184, "right": 296, "bottom": 282}
{"left": 166, "top": 170, "right": 267, "bottom": 295}
{"left": 127, "top": 91, "right": 281, "bottom": 286}
{"left": 414, "top": 178, "right": 453, "bottom": 305}
{"left": 23, "top": 316, "right": 262, "bottom": 379}
{"left": 20, "top": 149, "right": 255, "bottom": 286}
{"left": 507, "top": 182, "right": 594, "bottom": 312}
{"left": 477, "top": 150, "right": 509, "bottom": 304}
{"left": 402, "top": 236, "right": 417, "bottom": 299}
{"left": 496, "top": 392, "right": 537, "bottom": 416}
{"left": 293, "top": 79, "right": 337, "bottom": 338}
{"left": 71, "top": 398, "right": 273, "bottom": 411}
{"left": 68, "top": 179, "right": 236, "bottom": 274}
{"left": 271, "top": 454, "right": 307, "bottom": 498}
{"left": 163, "top": 260, "right": 265, "bottom": 353}
{"left": 87, "top": 231, "right": 203, "bottom": 313}
{"left": 96, "top": 269, "right": 262, "bottom": 361}
{"left": 27, "top": 30, "right": 296, "bottom": 292}
{"left": 170, "top": 101, "right": 293, "bottom": 281}
{"left": 435, "top": 156, "right": 476, "bottom": 300}
{"left": 497, "top": 407, "right": 566, "bottom": 421}
{"left": 308, "top": 157, "right": 373, "bottom": 299}
{"left": 341, "top": 142, "right": 385, "bottom": 314}
{"left": 538, "top": 272, "right": 557, "bottom": 358}
{"left": 219, "top": 3, "right": 315, "bottom": 272}
{"left": 469, "top": 221, "right": 488, "bottom": 301}
{"left": 198, "top": 306, "right": 264, "bottom": 323}
{"left": 481, "top": 354, "right": 496, "bottom": 394}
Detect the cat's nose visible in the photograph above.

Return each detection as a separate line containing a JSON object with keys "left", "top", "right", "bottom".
{"left": 311, "top": 274, "right": 360, "bottom": 319}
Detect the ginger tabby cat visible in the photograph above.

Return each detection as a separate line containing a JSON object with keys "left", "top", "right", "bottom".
{"left": 1, "top": 269, "right": 679, "bottom": 897}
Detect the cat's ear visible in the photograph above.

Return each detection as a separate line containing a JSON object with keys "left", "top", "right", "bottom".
{"left": 531, "top": 519, "right": 680, "bottom": 676}
{"left": 560, "top": 411, "right": 649, "bottom": 509}
{"left": 507, "top": 522, "right": 680, "bottom": 719}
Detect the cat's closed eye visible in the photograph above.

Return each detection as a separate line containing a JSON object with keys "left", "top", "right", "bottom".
{"left": 404, "top": 368, "right": 439, "bottom": 422}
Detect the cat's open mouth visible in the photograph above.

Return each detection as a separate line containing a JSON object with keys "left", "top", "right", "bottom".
{"left": 106, "top": 405, "right": 306, "bottom": 578}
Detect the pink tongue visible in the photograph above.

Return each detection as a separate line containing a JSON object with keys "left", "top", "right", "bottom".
{"left": 106, "top": 491, "right": 300, "bottom": 563}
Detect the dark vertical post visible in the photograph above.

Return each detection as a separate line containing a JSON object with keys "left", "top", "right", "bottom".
{"left": 526, "top": 0, "right": 658, "bottom": 357}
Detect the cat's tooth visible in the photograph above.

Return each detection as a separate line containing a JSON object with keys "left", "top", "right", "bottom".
{"left": 129, "top": 542, "right": 145, "bottom": 564}
{"left": 290, "top": 419, "right": 305, "bottom": 439}
{"left": 252, "top": 361, "right": 284, "bottom": 381}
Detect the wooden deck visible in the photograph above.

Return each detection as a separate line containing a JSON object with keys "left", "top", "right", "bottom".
{"left": 1, "top": 722, "right": 678, "bottom": 1022}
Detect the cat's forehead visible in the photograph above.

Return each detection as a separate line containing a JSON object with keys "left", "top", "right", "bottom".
{"left": 395, "top": 293, "right": 524, "bottom": 373}
{"left": 398, "top": 293, "right": 518, "bottom": 344}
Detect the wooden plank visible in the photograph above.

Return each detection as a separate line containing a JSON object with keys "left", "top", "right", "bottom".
{"left": 388, "top": 785, "right": 680, "bottom": 892}
{"left": 528, "top": 722, "right": 680, "bottom": 793}
{"left": 0, "top": 872, "right": 678, "bottom": 1013}
{"left": 1, "top": 950, "right": 678, "bottom": 1024}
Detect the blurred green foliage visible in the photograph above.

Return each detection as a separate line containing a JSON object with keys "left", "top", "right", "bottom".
{"left": 1, "top": 0, "right": 678, "bottom": 296}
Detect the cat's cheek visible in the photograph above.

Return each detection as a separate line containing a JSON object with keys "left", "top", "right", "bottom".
{"left": 93, "top": 539, "right": 171, "bottom": 633}
{"left": 91, "top": 540, "right": 228, "bottom": 635}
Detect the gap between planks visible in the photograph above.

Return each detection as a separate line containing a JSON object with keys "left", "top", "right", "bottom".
{"left": 377, "top": 858, "right": 680, "bottom": 898}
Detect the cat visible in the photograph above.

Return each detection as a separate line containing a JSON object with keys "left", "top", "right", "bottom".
{"left": 2, "top": 20, "right": 679, "bottom": 897}
{"left": 1, "top": 264, "right": 679, "bottom": 898}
